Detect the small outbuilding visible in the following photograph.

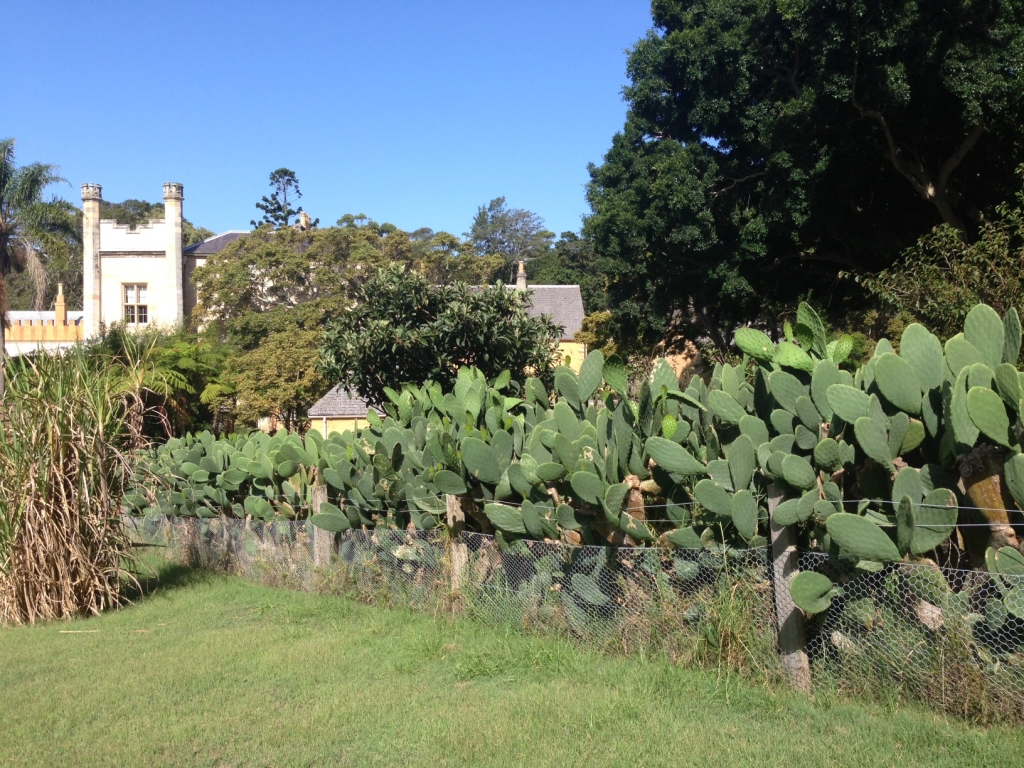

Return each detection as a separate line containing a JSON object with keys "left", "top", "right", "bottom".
{"left": 308, "top": 387, "right": 383, "bottom": 438}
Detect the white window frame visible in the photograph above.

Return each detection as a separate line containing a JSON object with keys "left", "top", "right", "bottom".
{"left": 123, "top": 284, "right": 149, "bottom": 326}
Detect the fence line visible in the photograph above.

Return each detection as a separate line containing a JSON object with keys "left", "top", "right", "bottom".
{"left": 131, "top": 515, "right": 1024, "bottom": 724}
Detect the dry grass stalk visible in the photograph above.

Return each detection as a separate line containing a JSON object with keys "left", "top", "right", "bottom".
{"left": 0, "top": 347, "right": 147, "bottom": 625}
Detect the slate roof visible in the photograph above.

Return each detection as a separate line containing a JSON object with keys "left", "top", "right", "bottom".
{"left": 508, "top": 284, "right": 585, "bottom": 340}
{"left": 183, "top": 230, "right": 249, "bottom": 256}
{"left": 308, "top": 387, "right": 383, "bottom": 419}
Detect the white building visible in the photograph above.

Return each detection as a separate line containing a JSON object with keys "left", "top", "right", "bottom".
{"left": 4, "top": 182, "right": 243, "bottom": 356}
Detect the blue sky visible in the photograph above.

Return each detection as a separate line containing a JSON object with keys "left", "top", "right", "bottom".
{"left": 6, "top": 1, "right": 653, "bottom": 238}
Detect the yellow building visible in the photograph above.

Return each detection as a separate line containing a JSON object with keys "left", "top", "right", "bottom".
{"left": 511, "top": 260, "right": 588, "bottom": 372}
{"left": 309, "top": 388, "right": 383, "bottom": 438}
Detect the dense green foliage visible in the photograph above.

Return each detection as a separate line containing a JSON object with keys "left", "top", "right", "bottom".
{"left": 859, "top": 170, "right": 1024, "bottom": 339}
{"left": 135, "top": 301, "right": 1024, "bottom": 639}
{"left": 317, "top": 266, "right": 561, "bottom": 407}
{"left": 0, "top": 138, "right": 79, "bottom": 397}
{"left": 585, "top": 0, "right": 1024, "bottom": 348}
{"left": 466, "top": 197, "right": 555, "bottom": 282}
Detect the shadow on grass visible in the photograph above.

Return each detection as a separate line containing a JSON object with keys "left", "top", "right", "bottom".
{"left": 123, "top": 552, "right": 216, "bottom": 603}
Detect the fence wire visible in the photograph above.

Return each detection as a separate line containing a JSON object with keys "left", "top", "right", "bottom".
{"left": 131, "top": 515, "right": 1024, "bottom": 722}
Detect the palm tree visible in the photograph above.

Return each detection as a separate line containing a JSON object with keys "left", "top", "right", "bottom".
{"left": 0, "top": 138, "right": 80, "bottom": 398}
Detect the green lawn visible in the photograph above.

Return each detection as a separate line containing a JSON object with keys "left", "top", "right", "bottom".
{"left": 2, "top": 564, "right": 1022, "bottom": 768}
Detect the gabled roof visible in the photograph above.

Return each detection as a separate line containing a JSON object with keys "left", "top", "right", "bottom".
{"left": 308, "top": 387, "right": 383, "bottom": 419}
{"left": 183, "top": 230, "right": 249, "bottom": 256}
{"left": 508, "top": 284, "right": 585, "bottom": 340}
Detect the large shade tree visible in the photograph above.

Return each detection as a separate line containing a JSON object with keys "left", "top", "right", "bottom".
{"left": 318, "top": 265, "right": 561, "bottom": 406}
{"left": 0, "top": 138, "right": 79, "bottom": 397}
{"left": 466, "top": 197, "right": 555, "bottom": 281}
{"left": 585, "top": 0, "right": 1024, "bottom": 350}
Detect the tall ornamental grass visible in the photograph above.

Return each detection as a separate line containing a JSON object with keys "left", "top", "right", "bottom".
{"left": 0, "top": 346, "right": 147, "bottom": 624}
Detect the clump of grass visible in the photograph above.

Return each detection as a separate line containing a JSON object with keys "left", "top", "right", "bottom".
{"left": 0, "top": 346, "right": 149, "bottom": 624}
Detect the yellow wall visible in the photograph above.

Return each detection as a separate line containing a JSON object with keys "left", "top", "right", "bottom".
{"left": 558, "top": 342, "right": 587, "bottom": 373}
{"left": 321, "top": 417, "right": 372, "bottom": 438}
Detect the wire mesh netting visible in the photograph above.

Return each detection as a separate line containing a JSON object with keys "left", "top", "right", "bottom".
{"left": 798, "top": 551, "right": 1024, "bottom": 720}
{"left": 133, "top": 516, "right": 777, "bottom": 669}
{"left": 130, "top": 515, "right": 1024, "bottom": 721}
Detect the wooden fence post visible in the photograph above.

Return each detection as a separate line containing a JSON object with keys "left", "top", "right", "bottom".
{"left": 446, "top": 494, "right": 468, "bottom": 593}
{"left": 768, "top": 484, "right": 812, "bottom": 692}
{"left": 312, "top": 484, "right": 332, "bottom": 568}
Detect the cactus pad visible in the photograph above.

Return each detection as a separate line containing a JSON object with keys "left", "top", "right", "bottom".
{"left": 945, "top": 334, "right": 985, "bottom": 377}
{"left": 570, "top": 470, "right": 604, "bottom": 506}
{"left": 826, "top": 384, "right": 869, "bottom": 423}
{"left": 965, "top": 303, "right": 1005, "bottom": 369}
{"left": 826, "top": 513, "right": 901, "bottom": 562}
{"left": 874, "top": 353, "right": 922, "bottom": 414}
{"left": 734, "top": 327, "right": 776, "bottom": 360}
{"left": 708, "top": 389, "right": 746, "bottom": 425}
{"left": 854, "top": 417, "right": 893, "bottom": 471}
{"left": 644, "top": 437, "right": 706, "bottom": 475}
{"left": 781, "top": 453, "right": 817, "bottom": 490}
{"left": 898, "top": 323, "right": 945, "bottom": 392}
{"left": 727, "top": 434, "right": 756, "bottom": 491}
{"left": 966, "top": 386, "right": 1012, "bottom": 447}
{"left": 768, "top": 370, "right": 806, "bottom": 412}
{"left": 694, "top": 479, "right": 734, "bottom": 517}
{"left": 731, "top": 489, "right": 758, "bottom": 540}
{"left": 790, "top": 571, "right": 836, "bottom": 614}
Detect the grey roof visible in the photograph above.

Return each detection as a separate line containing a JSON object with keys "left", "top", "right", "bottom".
{"left": 510, "top": 285, "right": 585, "bottom": 340}
{"left": 183, "top": 230, "right": 249, "bottom": 256}
{"left": 308, "top": 387, "right": 383, "bottom": 419}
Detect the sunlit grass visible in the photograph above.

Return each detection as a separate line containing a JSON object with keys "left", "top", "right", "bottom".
{"left": 2, "top": 562, "right": 1022, "bottom": 767}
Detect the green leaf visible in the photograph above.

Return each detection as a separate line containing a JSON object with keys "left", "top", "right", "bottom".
{"left": 731, "top": 489, "right": 758, "bottom": 540}
{"left": 433, "top": 469, "right": 467, "bottom": 495}
{"left": 578, "top": 350, "right": 605, "bottom": 402}
{"left": 694, "top": 479, "right": 733, "bottom": 517}
{"left": 644, "top": 437, "right": 706, "bottom": 475}
{"left": 734, "top": 327, "right": 775, "bottom": 360}
{"left": 667, "top": 526, "right": 703, "bottom": 549}
{"left": 966, "top": 386, "right": 1012, "bottom": 447}
{"left": 826, "top": 513, "right": 901, "bottom": 562}
{"left": 570, "top": 471, "right": 604, "bottom": 506}
{"left": 484, "top": 503, "right": 527, "bottom": 534}
{"left": 790, "top": 572, "right": 835, "bottom": 614}
{"left": 603, "top": 354, "right": 628, "bottom": 395}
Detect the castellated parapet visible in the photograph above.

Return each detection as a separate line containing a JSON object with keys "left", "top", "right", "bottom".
{"left": 81, "top": 183, "right": 103, "bottom": 201}
{"left": 162, "top": 182, "right": 183, "bottom": 201}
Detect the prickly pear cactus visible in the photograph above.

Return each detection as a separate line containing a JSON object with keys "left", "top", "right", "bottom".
{"left": 131, "top": 300, "right": 1024, "bottom": 619}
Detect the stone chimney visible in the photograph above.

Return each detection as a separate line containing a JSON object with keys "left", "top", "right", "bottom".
{"left": 163, "top": 182, "right": 184, "bottom": 325}
{"left": 81, "top": 183, "right": 102, "bottom": 337}
{"left": 516, "top": 260, "right": 527, "bottom": 291}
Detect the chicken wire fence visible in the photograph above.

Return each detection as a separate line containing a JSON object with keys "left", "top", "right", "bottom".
{"left": 130, "top": 515, "right": 1024, "bottom": 721}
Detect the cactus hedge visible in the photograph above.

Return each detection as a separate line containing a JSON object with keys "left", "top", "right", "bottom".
{"left": 131, "top": 301, "right": 1024, "bottom": 621}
